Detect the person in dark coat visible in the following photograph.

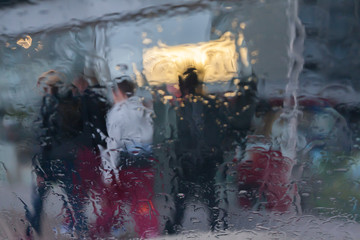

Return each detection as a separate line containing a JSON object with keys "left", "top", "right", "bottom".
{"left": 71, "top": 74, "right": 110, "bottom": 226}
{"left": 72, "top": 74, "right": 109, "bottom": 149}
{"left": 174, "top": 67, "right": 227, "bottom": 231}
{"left": 26, "top": 70, "right": 85, "bottom": 237}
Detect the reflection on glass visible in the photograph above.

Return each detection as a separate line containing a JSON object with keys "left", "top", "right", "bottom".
{"left": 0, "top": 0, "right": 360, "bottom": 239}
{"left": 16, "top": 35, "right": 32, "bottom": 49}
{"left": 143, "top": 32, "right": 238, "bottom": 84}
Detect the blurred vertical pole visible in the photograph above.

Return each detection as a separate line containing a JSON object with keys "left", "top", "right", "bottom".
{"left": 281, "top": 0, "right": 305, "bottom": 160}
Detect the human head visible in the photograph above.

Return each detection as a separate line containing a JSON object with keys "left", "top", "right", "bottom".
{"left": 72, "top": 75, "right": 89, "bottom": 95}
{"left": 179, "top": 67, "right": 202, "bottom": 97}
{"left": 37, "top": 70, "right": 64, "bottom": 95}
{"left": 112, "top": 76, "right": 136, "bottom": 103}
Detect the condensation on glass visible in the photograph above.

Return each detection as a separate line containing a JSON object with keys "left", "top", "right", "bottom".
{"left": 0, "top": 0, "right": 360, "bottom": 239}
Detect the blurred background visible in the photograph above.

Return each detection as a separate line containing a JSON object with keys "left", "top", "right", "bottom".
{"left": 0, "top": 0, "right": 360, "bottom": 239}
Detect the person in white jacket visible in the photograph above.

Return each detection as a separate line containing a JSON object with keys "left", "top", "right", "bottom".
{"left": 94, "top": 77, "right": 159, "bottom": 239}
{"left": 105, "top": 78, "right": 154, "bottom": 169}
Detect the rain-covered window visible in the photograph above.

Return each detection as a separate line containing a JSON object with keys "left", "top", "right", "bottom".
{"left": 1, "top": 0, "right": 360, "bottom": 239}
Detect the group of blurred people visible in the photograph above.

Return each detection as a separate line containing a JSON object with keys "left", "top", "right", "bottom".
{"left": 24, "top": 67, "right": 258, "bottom": 239}
{"left": 27, "top": 70, "right": 109, "bottom": 238}
{"left": 25, "top": 68, "right": 162, "bottom": 239}
{"left": 23, "top": 66, "right": 357, "bottom": 239}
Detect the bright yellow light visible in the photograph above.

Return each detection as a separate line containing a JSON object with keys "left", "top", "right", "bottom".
{"left": 16, "top": 35, "right": 32, "bottom": 49}
{"left": 157, "top": 89, "right": 165, "bottom": 95}
{"left": 239, "top": 22, "right": 246, "bottom": 29}
{"left": 224, "top": 92, "right": 237, "bottom": 97}
{"left": 163, "top": 95, "right": 173, "bottom": 100}
{"left": 251, "top": 50, "right": 259, "bottom": 56}
{"left": 35, "top": 41, "right": 43, "bottom": 52}
{"left": 143, "top": 32, "right": 238, "bottom": 85}
{"left": 237, "top": 33, "right": 244, "bottom": 46}
{"left": 143, "top": 38, "right": 152, "bottom": 45}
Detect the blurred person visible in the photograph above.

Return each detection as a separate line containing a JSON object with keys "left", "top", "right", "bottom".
{"left": 26, "top": 70, "right": 85, "bottom": 237}
{"left": 67, "top": 73, "right": 110, "bottom": 234}
{"left": 72, "top": 72, "right": 109, "bottom": 148}
{"left": 211, "top": 74, "right": 259, "bottom": 230}
{"left": 226, "top": 75, "right": 258, "bottom": 139}
{"left": 174, "top": 67, "right": 228, "bottom": 231}
{"left": 232, "top": 96, "right": 352, "bottom": 215}
{"left": 93, "top": 77, "right": 159, "bottom": 239}
{"left": 236, "top": 137, "right": 298, "bottom": 212}
{"left": 82, "top": 66, "right": 109, "bottom": 98}
{"left": 231, "top": 97, "right": 300, "bottom": 214}
{"left": 151, "top": 84, "right": 179, "bottom": 233}
{"left": 71, "top": 73, "right": 109, "bottom": 189}
{"left": 293, "top": 97, "right": 352, "bottom": 216}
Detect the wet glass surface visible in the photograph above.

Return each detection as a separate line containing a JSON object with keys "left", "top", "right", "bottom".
{"left": 0, "top": 0, "right": 360, "bottom": 239}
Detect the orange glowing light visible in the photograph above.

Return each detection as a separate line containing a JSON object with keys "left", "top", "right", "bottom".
{"left": 16, "top": 35, "right": 32, "bottom": 49}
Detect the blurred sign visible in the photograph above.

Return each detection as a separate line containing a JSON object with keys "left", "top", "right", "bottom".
{"left": 143, "top": 32, "right": 238, "bottom": 85}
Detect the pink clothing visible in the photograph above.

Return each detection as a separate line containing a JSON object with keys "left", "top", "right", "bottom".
{"left": 74, "top": 146, "right": 104, "bottom": 194}
{"left": 237, "top": 147, "right": 296, "bottom": 212}
{"left": 92, "top": 166, "right": 159, "bottom": 238}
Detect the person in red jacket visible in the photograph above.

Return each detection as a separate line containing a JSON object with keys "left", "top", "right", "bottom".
{"left": 237, "top": 141, "right": 297, "bottom": 212}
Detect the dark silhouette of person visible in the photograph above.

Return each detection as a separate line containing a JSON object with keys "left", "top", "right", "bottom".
{"left": 71, "top": 74, "right": 109, "bottom": 193}
{"left": 72, "top": 74, "right": 109, "bottom": 148}
{"left": 69, "top": 74, "right": 110, "bottom": 234}
{"left": 174, "top": 67, "right": 227, "bottom": 231}
{"left": 26, "top": 70, "right": 85, "bottom": 237}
